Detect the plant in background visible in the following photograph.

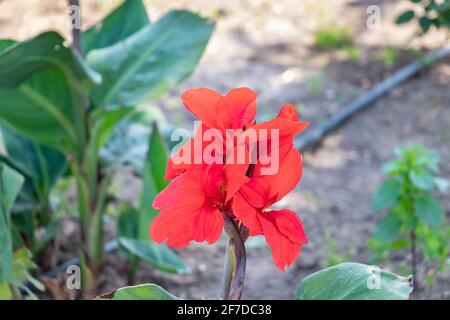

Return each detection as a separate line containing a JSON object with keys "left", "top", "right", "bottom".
{"left": 369, "top": 144, "right": 449, "bottom": 285}
{"left": 0, "top": 163, "right": 44, "bottom": 299}
{"left": 396, "top": 0, "right": 450, "bottom": 34}
{"left": 99, "top": 88, "right": 414, "bottom": 301}
{"left": 314, "top": 25, "right": 353, "bottom": 50}
{"left": 0, "top": 128, "right": 66, "bottom": 270}
{"left": 0, "top": 0, "right": 213, "bottom": 293}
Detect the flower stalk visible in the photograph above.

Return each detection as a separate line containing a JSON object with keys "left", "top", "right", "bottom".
{"left": 221, "top": 215, "right": 248, "bottom": 300}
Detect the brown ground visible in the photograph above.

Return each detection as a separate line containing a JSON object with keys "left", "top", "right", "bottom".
{"left": 0, "top": 0, "right": 449, "bottom": 299}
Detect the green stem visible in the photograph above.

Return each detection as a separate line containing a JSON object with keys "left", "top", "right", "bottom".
{"left": 89, "top": 174, "right": 110, "bottom": 265}
{"left": 411, "top": 229, "right": 417, "bottom": 288}
{"left": 221, "top": 215, "right": 247, "bottom": 300}
{"left": 69, "top": 157, "right": 90, "bottom": 239}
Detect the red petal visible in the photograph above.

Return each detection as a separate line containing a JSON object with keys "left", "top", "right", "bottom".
{"left": 277, "top": 104, "right": 299, "bottom": 121}
{"left": 272, "top": 147, "right": 303, "bottom": 202}
{"left": 164, "top": 124, "right": 208, "bottom": 179}
{"left": 193, "top": 206, "right": 223, "bottom": 244}
{"left": 150, "top": 172, "right": 206, "bottom": 248}
{"left": 251, "top": 118, "right": 309, "bottom": 140}
{"left": 224, "top": 163, "right": 250, "bottom": 202}
{"left": 182, "top": 88, "right": 222, "bottom": 128}
{"left": 246, "top": 146, "right": 302, "bottom": 207}
{"left": 218, "top": 87, "right": 257, "bottom": 130}
{"left": 232, "top": 192, "right": 263, "bottom": 236}
{"left": 259, "top": 209, "right": 307, "bottom": 271}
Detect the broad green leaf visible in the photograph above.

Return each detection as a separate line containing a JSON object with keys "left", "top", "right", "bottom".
{"left": 414, "top": 195, "right": 444, "bottom": 228}
{"left": 0, "top": 282, "right": 12, "bottom": 299}
{"left": 119, "top": 237, "right": 190, "bottom": 274}
{"left": 100, "top": 107, "right": 169, "bottom": 172}
{"left": 90, "top": 108, "right": 133, "bottom": 152}
{"left": 0, "top": 67, "right": 82, "bottom": 151}
{"left": 87, "top": 10, "right": 213, "bottom": 108}
{"left": 409, "top": 169, "right": 434, "bottom": 191}
{"left": 396, "top": 10, "right": 415, "bottom": 24}
{"left": 138, "top": 124, "right": 169, "bottom": 239}
{"left": 372, "top": 179, "right": 401, "bottom": 210}
{"left": 83, "top": 0, "right": 149, "bottom": 53}
{"left": 98, "top": 283, "right": 179, "bottom": 300}
{"left": 32, "top": 220, "right": 60, "bottom": 255}
{"left": 118, "top": 205, "right": 140, "bottom": 241}
{"left": 0, "top": 164, "right": 24, "bottom": 281}
{"left": 374, "top": 213, "right": 402, "bottom": 242}
{"left": 295, "top": 262, "right": 413, "bottom": 300}
{"left": 147, "top": 123, "right": 169, "bottom": 192}
{"left": 0, "top": 126, "right": 66, "bottom": 193}
{"left": 0, "top": 40, "right": 16, "bottom": 53}
{"left": 117, "top": 205, "right": 140, "bottom": 267}
{"left": 0, "top": 32, "right": 100, "bottom": 93}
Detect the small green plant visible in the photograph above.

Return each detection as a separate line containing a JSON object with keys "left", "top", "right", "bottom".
{"left": 345, "top": 46, "right": 362, "bottom": 62}
{"left": 306, "top": 72, "right": 323, "bottom": 94}
{"left": 314, "top": 26, "right": 353, "bottom": 50}
{"left": 396, "top": 0, "right": 450, "bottom": 34}
{"left": 377, "top": 47, "right": 401, "bottom": 67}
{"left": 0, "top": 164, "right": 43, "bottom": 299}
{"left": 369, "top": 144, "right": 449, "bottom": 284}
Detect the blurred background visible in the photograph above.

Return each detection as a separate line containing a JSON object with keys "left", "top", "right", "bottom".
{"left": 0, "top": 0, "right": 448, "bottom": 299}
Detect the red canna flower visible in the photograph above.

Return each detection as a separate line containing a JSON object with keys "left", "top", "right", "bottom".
{"left": 165, "top": 87, "right": 257, "bottom": 180}
{"left": 150, "top": 163, "right": 247, "bottom": 248}
{"left": 232, "top": 104, "right": 308, "bottom": 271}
{"left": 150, "top": 88, "right": 309, "bottom": 271}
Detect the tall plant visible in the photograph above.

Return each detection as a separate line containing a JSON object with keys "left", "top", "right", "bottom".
{"left": 0, "top": 0, "right": 213, "bottom": 291}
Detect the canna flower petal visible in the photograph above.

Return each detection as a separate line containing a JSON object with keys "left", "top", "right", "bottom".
{"left": 151, "top": 171, "right": 206, "bottom": 248}
{"left": 277, "top": 103, "right": 299, "bottom": 121}
{"left": 254, "top": 146, "right": 303, "bottom": 204}
{"left": 217, "top": 87, "right": 257, "bottom": 130}
{"left": 151, "top": 166, "right": 227, "bottom": 248}
{"left": 232, "top": 192, "right": 263, "bottom": 236}
{"left": 182, "top": 88, "right": 222, "bottom": 129}
{"left": 192, "top": 206, "right": 223, "bottom": 244}
{"left": 258, "top": 209, "right": 307, "bottom": 271}
{"left": 164, "top": 123, "right": 209, "bottom": 180}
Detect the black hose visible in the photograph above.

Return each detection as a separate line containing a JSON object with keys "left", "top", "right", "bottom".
{"left": 295, "top": 46, "right": 450, "bottom": 151}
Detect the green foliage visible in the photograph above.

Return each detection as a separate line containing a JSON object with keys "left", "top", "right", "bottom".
{"left": 98, "top": 283, "right": 180, "bottom": 300}
{"left": 295, "top": 262, "right": 413, "bottom": 300}
{"left": 377, "top": 47, "right": 400, "bottom": 67}
{"left": 0, "top": 164, "right": 43, "bottom": 299}
{"left": 370, "top": 144, "right": 449, "bottom": 282}
{"left": 117, "top": 124, "right": 189, "bottom": 274}
{"left": 82, "top": 0, "right": 150, "bottom": 53}
{"left": 0, "top": 127, "right": 66, "bottom": 255}
{"left": 87, "top": 10, "right": 214, "bottom": 109}
{"left": 345, "top": 46, "right": 362, "bottom": 62}
{"left": 314, "top": 26, "right": 353, "bottom": 50}
{"left": 0, "top": 0, "right": 212, "bottom": 292}
{"left": 395, "top": 0, "right": 450, "bottom": 34}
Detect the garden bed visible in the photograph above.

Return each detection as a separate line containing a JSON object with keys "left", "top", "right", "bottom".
{"left": 1, "top": 0, "right": 448, "bottom": 300}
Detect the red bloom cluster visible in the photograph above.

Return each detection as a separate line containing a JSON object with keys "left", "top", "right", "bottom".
{"left": 150, "top": 87, "right": 309, "bottom": 271}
